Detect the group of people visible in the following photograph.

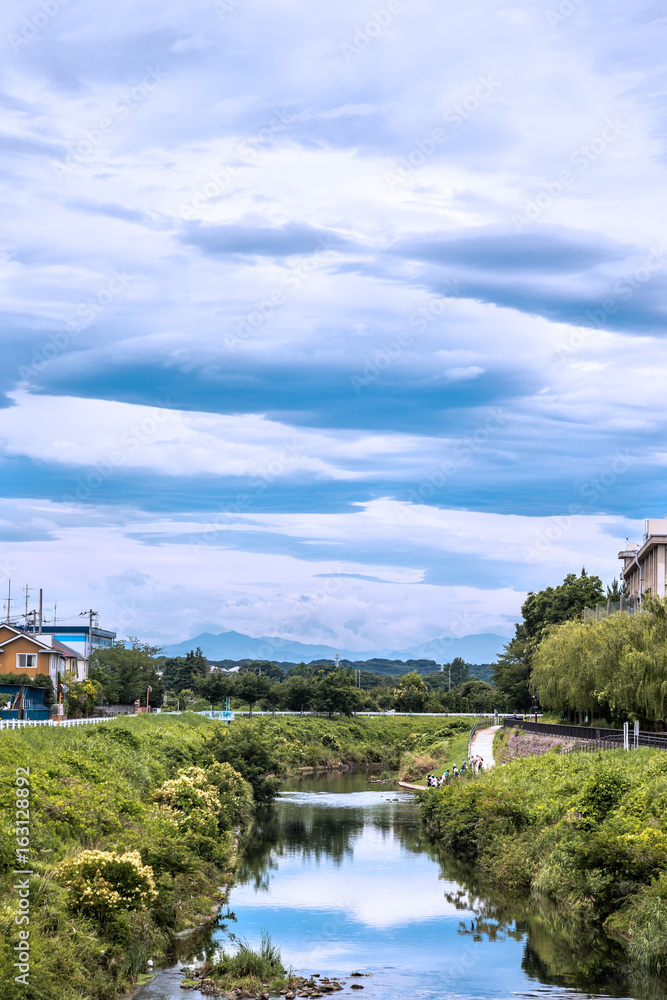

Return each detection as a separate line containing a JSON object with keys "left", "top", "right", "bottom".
{"left": 426, "top": 755, "right": 484, "bottom": 787}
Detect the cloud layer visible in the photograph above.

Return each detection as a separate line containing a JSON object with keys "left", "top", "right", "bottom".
{"left": 0, "top": 0, "right": 665, "bottom": 645}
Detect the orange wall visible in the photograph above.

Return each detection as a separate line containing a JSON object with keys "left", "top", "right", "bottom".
{"left": 0, "top": 629, "right": 51, "bottom": 677}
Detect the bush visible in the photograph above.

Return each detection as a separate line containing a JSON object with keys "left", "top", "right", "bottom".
{"left": 56, "top": 849, "right": 157, "bottom": 919}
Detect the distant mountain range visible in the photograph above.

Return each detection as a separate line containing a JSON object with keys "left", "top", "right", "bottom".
{"left": 161, "top": 629, "right": 509, "bottom": 665}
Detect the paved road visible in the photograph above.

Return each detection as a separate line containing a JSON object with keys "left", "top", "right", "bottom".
{"left": 470, "top": 725, "right": 501, "bottom": 769}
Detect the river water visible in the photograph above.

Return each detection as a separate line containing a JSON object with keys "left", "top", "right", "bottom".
{"left": 143, "top": 769, "right": 653, "bottom": 1000}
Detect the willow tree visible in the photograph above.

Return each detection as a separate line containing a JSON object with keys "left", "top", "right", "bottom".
{"left": 531, "top": 596, "right": 667, "bottom": 726}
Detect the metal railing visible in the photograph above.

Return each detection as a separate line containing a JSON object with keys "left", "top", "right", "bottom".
{"left": 503, "top": 717, "right": 667, "bottom": 753}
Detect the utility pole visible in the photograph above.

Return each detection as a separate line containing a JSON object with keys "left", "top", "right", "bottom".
{"left": 4, "top": 579, "right": 10, "bottom": 623}
{"left": 53, "top": 601, "right": 57, "bottom": 627}
{"left": 38, "top": 589, "right": 43, "bottom": 634}
{"left": 80, "top": 609, "right": 99, "bottom": 659}
{"left": 448, "top": 665, "right": 451, "bottom": 691}
{"left": 23, "top": 584, "right": 31, "bottom": 627}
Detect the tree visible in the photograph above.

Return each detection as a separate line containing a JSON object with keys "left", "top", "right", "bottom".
{"left": 89, "top": 639, "right": 164, "bottom": 707}
{"left": 200, "top": 671, "right": 238, "bottom": 706}
{"left": 393, "top": 671, "right": 427, "bottom": 713}
{"left": 531, "top": 595, "right": 667, "bottom": 726}
{"left": 238, "top": 671, "right": 270, "bottom": 715}
{"left": 240, "top": 660, "right": 284, "bottom": 681}
{"left": 161, "top": 647, "right": 208, "bottom": 694}
{"left": 606, "top": 578, "right": 628, "bottom": 601}
{"left": 493, "top": 569, "right": 603, "bottom": 710}
{"left": 281, "top": 675, "right": 313, "bottom": 714}
{"left": 314, "top": 666, "right": 362, "bottom": 717}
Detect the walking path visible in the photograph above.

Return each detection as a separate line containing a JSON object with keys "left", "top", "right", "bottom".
{"left": 470, "top": 724, "right": 501, "bottom": 769}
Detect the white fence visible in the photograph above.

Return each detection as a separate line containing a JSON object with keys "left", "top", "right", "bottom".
{"left": 0, "top": 716, "right": 118, "bottom": 732}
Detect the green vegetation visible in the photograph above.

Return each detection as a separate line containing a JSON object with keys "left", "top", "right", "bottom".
{"left": 0, "top": 712, "right": 456, "bottom": 998}
{"left": 532, "top": 594, "right": 667, "bottom": 726}
{"left": 205, "top": 931, "right": 292, "bottom": 994}
{"left": 421, "top": 747, "right": 667, "bottom": 971}
{"left": 493, "top": 569, "right": 604, "bottom": 711}
{"left": 396, "top": 719, "right": 474, "bottom": 783}
{"left": 0, "top": 714, "right": 251, "bottom": 1000}
{"left": 89, "top": 638, "right": 164, "bottom": 708}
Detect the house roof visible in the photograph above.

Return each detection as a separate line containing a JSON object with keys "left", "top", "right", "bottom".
{"left": 0, "top": 625, "right": 84, "bottom": 660}
{"left": 0, "top": 625, "right": 53, "bottom": 652}
{"left": 51, "top": 638, "right": 85, "bottom": 659}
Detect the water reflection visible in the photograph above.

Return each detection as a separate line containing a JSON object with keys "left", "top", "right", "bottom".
{"left": 145, "top": 769, "right": 665, "bottom": 1000}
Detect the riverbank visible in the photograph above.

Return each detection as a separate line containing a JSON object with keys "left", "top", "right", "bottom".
{"left": 0, "top": 712, "right": 460, "bottom": 999}
{"left": 420, "top": 746, "right": 667, "bottom": 971}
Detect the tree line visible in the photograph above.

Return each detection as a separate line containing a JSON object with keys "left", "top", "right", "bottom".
{"left": 83, "top": 643, "right": 507, "bottom": 716}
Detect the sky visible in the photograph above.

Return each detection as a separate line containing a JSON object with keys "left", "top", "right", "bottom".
{"left": 1, "top": 0, "right": 666, "bottom": 651}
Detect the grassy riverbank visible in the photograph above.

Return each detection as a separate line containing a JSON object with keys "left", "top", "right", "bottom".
{"left": 421, "top": 747, "right": 667, "bottom": 971}
{"left": 1, "top": 712, "right": 454, "bottom": 999}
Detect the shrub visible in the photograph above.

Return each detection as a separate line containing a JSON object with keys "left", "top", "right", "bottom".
{"left": 56, "top": 849, "right": 157, "bottom": 919}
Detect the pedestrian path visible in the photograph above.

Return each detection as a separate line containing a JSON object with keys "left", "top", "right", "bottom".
{"left": 470, "top": 725, "right": 501, "bottom": 769}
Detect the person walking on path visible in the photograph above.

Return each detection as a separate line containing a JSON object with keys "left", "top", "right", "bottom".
{"left": 469, "top": 725, "right": 501, "bottom": 770}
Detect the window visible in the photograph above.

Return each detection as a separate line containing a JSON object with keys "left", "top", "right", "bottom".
{"left": 17, "top": 653, "right": 37, "bottom": 669}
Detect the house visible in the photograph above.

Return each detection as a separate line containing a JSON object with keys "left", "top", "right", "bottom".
{"left": 619, "top": 518, "right": 667, "bottom": 601}
{"left": 0, "top": 682, "right": 50, "bottom": 721}
{"left": 0, "top": 624, "right": 88, "bottom": 687}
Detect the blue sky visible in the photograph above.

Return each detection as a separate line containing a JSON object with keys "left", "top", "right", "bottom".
{"left": 0, "top": 0, "right": 665, "bottom": 650}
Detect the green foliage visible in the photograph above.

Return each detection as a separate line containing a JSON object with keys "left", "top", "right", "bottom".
{"left": 0, "top": 671, "right": 55, "bottom": 706}
{"left": 162, "top": 647, "right": 209, "bottom": 694}
{"left": 314, "top": 664, "right": 363, "bottom": 716}
{"left": 211, "top": 931, "right": 285, "bottom": 986}
{"left": 531, "top": 594, "right": 667, "bottom": 724}
{"left": 393, "top": 670, "right": 427, "bottom": 712}
{"left": 89, "top": 638, "right": 164, "bottom": 707}
{"left": 421, "top": 746, "right": 667, "bottom": 969}
{"left": 65, "top": 677, "right": 105, "bottom": 717}
{"left": 56, "top": 849, "right": 157, "bottom": 919}
{"left": 493, "top": 569, "right": 604, "bottom": 710}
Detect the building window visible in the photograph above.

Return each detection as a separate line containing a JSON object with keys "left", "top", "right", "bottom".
{"left": 17, "top": 653, "right": 37, "bottom": 669}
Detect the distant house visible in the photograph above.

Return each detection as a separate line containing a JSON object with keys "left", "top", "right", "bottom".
{"left": 0, "top": 682, "right": 50, "bottom": 721}
{"left": 209, "top": 664, "right": 240, "bottom": 674}
{"left": 0, "top": 624, "right": 88, "bottom": 687}
{"left": 619, "top": 518, "right": 667, "bottom": 600}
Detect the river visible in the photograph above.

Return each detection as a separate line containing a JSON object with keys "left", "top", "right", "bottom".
{"left": 141, "top": 769, "right": 655, "bottom": 1000}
